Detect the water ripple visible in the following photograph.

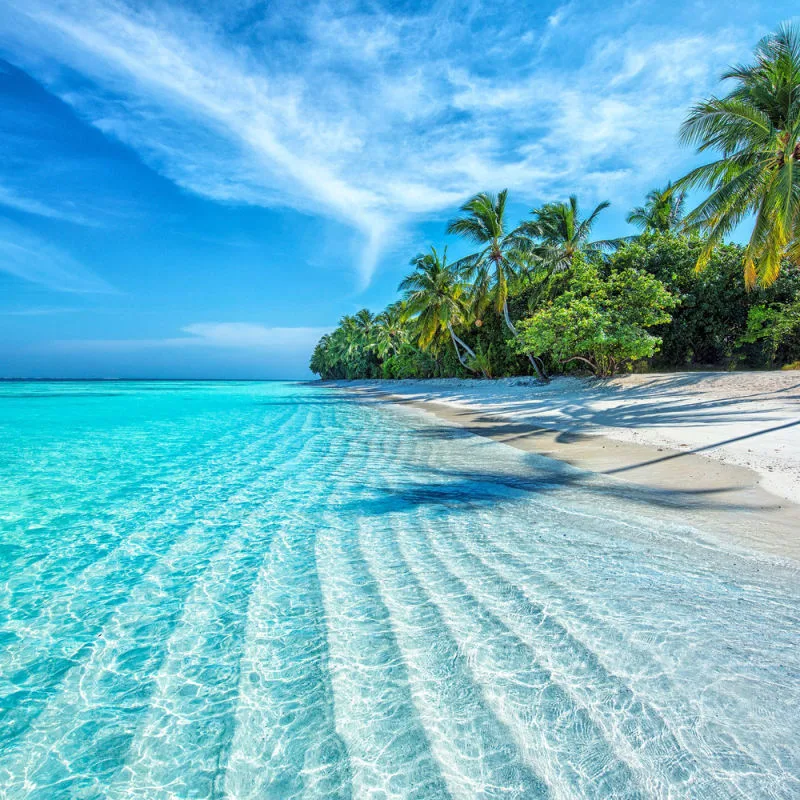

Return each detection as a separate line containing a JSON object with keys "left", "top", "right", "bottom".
{"left": 0, "top": 381, "right": 798, "bottom": 799}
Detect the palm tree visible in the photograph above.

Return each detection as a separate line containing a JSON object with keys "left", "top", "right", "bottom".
{"left": 446, "top": 190, "right": 546, "bottom": 380}
{"left": 626, "top": 183, "right": 687, "bottom": 233}
{"left": 352, "top": 308, "right": 377, "bottom": 347}
{"left": 327, "top": 317, "right": 356, "bottom": 377}
{"left": 309, "top": 333, "right": 334, "bottom": 378}
{"left": 324, "top": 313, "right": 372, "bottom": 378}
{"left": 373, "top": 302, "right": 408, "bottom": 360}
{"left": 521, "top": 195, "right": 616, "bottom": 272}
{"left": 676, "top": 22, "right": 800, "bottom": 287}
{"left": 399, "top": 246, "right": 484, "bottom": 376}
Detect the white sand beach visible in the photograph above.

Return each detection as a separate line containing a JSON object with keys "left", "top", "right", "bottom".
{"left": 337, "top": 371, "right": 800, "bottom": 559}
{"left": 343, "top": 371, "right": 800, "bottom": 503}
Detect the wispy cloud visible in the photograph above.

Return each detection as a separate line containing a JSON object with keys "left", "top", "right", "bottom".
{"left": 535, "top": 1, "right": 575, "bottom": 54}
{"left": 548, "top": 3, "right": 574, "bottom": 28}
{"left": 1, "top": 306, "right": 83, "bottom": 315}
{"left": 0, "top": 183, "right": 98, "bottom": 225}
{"left": 0, "top": 0, "right": 754, "bottom": 282}
{"left": 52, "top": 322, "right": 331, "bottom": 351}
{"left": 0, "top": 217, "right": 116, "bottom": 293}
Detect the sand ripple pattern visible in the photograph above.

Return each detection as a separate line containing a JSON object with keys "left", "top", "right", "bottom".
{"left": 0, "top": 381, "right": 798, "bottom": 799}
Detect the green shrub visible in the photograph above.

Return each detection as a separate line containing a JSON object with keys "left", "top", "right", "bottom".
{"left": 736, "top": 302, "right": 800, "bottom": 367}
{"left": 609, "top": 233, "right": 800, "bottom": 368}
{"left": 515, "top": 258, "right": 677, "bottom": 376}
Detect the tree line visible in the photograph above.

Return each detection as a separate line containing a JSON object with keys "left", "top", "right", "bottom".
{"left": 311, "top": 23, "right": 800, "bottom": 381}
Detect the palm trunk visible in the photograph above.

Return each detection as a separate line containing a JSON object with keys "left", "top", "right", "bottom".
{"left": 502, "top": 299, "right": 519, "bottom": 337}
{"left": 502, "top": 300, "right": 547, "bottom": 381}
{"left": 447, "top": 323, "right": 480, "bottom": 375}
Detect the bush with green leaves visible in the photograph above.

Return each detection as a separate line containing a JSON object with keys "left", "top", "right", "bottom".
{"left": 736, "top": 302, "right": 800, "bottom": 367}
{"left": 514, "top": 258, "right": 677, "bottom": 376}
{"left": 610, "top": 233, "right": 800, "bottom": 368}
{"left": 379, "top": 343, "right": 443, "bottom": 379}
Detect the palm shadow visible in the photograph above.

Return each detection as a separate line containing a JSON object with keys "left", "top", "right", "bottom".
{"left": 349, "top": 374, "right": 799, "bottom": 434}
{"left": 340, "top": 456, "right": 764, "bottom": 519}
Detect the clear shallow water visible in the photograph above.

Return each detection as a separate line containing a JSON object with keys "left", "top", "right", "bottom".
{"left": 0, "top": 381, "right": 798, "bottom": 800}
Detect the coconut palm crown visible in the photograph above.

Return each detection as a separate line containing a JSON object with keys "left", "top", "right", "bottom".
{"left": 373, "top": 302, "right": 408, "bottom": 360}
{"left": 676, "top": 22, "right": 800, "bottom": 287}
{"left": 520, "top": 195, "right": 616, "bottom": 273}
{"left": 446, "top": 191, "right": 531, "bottom": 311}
{"left": 627, "top": 183, "right": 687, "bottom": 233}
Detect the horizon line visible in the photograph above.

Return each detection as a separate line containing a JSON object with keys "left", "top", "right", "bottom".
{"left": 0, "top": 377, "right": 317, "bottom": 382}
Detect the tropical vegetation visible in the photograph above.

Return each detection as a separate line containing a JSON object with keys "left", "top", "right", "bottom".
{"left": 676, "top": 22, "right": 800, "bottom": 288}
{"left": 626, "top": 183, "right": 686, "bottom": 234}
{"left": 514, "top": 257, "right": 678, "bottom": 377}
{"left": 310, "top": 22, "right": 800, "bottom": 381}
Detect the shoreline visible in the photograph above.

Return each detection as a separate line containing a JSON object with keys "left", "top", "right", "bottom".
{"left": 331, "top": 373, "right": 800, "bottom": 563}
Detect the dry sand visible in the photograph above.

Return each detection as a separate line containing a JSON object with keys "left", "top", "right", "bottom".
{"left": 332, "top": 371, "right": 800, "bottom": 561}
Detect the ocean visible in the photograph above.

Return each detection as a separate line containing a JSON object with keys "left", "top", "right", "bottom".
{"left": 0, "top": 380, "right": 798, "bottom": 798}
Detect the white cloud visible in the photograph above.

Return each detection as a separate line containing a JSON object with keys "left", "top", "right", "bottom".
{"left": 51, "top": 322, "right": 331, "bottom": 351}
{"left": 0, "top": 217, "right": 116, "bottom": 293}
{"left": 446, "top": 31, "right": 744, "bottom": 206}
{"left": 0, "top": 0, "right": 753, "bottom": 282}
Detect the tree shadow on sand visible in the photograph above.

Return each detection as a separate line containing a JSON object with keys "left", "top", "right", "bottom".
{"left": 337, "top": 452, "right": 769, "bottom": 520}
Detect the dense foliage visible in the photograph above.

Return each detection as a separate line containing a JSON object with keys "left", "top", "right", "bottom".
{"left": 738, "top": 300, "right": 800, "bottom": 367}
{"left": 311, "top": 227, "right": 800, "bottom": 380}
{"left": 610, "top": 234, "right": 800, "bottom": 368}
{"left": 310, "top": 23, "right": 800, "bottom": 381}
{"left": 514, "top": 257, "right": 678, "bottom": 377}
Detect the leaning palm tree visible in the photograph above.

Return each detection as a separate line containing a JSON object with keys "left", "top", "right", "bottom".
{"left": 399, "top": 246, "right": 484, "bottom": 376}
{"left": 626, "top": 183, "right": 687, "bottom": 233}
{"left": 446, "top": 190, "right": 546, "bottom": 380}
{"left": 521, "top": 195, "right": 616, "bottom": 272}
{"left": 676, "top": 22, "right": 800, "bottom": 287}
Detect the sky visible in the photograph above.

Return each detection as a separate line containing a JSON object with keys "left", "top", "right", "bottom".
{"left": 0, "top": 0, "right": 796, "bottom": 379}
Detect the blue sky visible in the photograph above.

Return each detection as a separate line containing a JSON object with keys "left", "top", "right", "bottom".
{"left": 0, "top": 0, "right": 795, "bottom": 378}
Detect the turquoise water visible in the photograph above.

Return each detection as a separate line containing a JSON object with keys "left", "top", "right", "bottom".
{"left": 0, "top": 381, "right": 798, "bottom": 799}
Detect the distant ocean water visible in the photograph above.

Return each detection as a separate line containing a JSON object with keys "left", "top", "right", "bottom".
{"left": 0, "top": 380, "right": 798, "bottom": 799}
